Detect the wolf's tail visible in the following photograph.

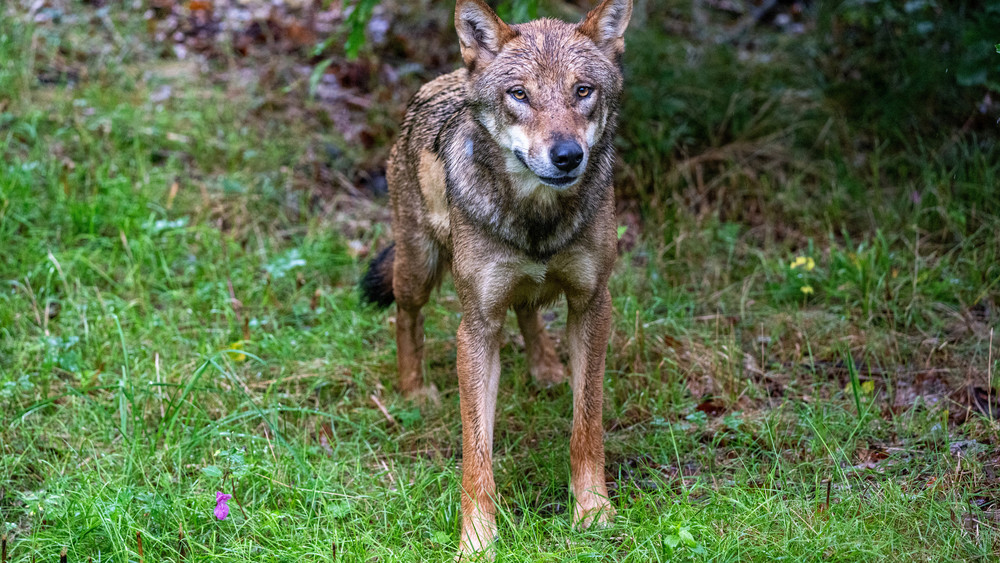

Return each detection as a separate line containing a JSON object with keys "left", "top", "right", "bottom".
{"left": 360, "top": 243, "right": 396, "bottom": 309}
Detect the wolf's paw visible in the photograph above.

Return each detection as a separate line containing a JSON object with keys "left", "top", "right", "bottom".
{"left": 573, "top": 499, "right": 615, "bottom": 530}
{"left": 404, "top": 383, "right": 441, "bottom": 407}
{"left": 457, "top": 527, "right": 497, "bottom": 562}
{"left": 529, "top": 355, "right": 566, "bottom": 388}
{"left": 455, "top": 545, "right": 496, "bottom": 563}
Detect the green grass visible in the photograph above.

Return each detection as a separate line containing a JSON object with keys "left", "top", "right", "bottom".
{"left": 2, "top": 3, "right": 999, "bottom": 561}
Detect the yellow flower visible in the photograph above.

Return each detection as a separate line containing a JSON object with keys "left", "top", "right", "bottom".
{"left": 790, "top": 256, "right": 815, "bottom": 271}
{"left": 227, "top": 341, "right": 247, "bottom": 362}
{"left": 800, "top": 285, "right": 814, "bottom": 295}
{"left": 861, "top": 380, "right": 875, "bottom": 395}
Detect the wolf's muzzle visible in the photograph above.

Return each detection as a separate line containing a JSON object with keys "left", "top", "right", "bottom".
{"left": 550, "top": 140, "right": 584, "bottom": 172}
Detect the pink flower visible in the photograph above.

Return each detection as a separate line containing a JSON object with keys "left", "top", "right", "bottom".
{"left": 214, "top": 491, "right": 233, "bottom": 520}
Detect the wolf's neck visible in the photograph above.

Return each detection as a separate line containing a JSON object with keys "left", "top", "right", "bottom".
{"left": 443, "top": 117, "right": 613, "bottom": 260}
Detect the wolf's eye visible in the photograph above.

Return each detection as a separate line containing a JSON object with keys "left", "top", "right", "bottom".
{"left": 509, "top": 87, "right": 528, "bottom": 101}
{"left": 576, "top": 85, "right": 593, "bottom": 98}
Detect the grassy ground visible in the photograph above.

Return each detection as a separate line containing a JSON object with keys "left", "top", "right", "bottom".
{"left": 2, "top": 2, "right": 998, "bottom": 561}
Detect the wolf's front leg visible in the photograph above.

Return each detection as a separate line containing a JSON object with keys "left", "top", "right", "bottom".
{"left": 456, "top": 318, "right": 503, "bottom": 556}
{"left": 566, "top": 286, "right": 614, "bottom": 528}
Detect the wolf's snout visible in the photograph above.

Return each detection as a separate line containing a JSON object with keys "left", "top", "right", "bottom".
{"left": 550, "top": 140, "right": 584, "bottom": 172}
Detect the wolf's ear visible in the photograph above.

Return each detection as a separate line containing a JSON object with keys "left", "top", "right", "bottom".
{"left": 455, "top": 0, "right": 517, "bottom": 71}
{"left": 578, "top": 0, "right": 632, "bottom": 62}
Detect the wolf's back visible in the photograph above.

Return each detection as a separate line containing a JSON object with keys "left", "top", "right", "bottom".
{"left": 360, "top": 69, "right": 468, "bottom": 308}
{"left": 393, "top": 68, "right": 469, "bottom": 163}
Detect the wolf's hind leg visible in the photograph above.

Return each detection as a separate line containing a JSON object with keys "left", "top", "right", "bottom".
{"left": 392, "top": 237, "right": 444, "bottom": 403}
{"left": 515, "top": 305, "right": 566, "bottom": 387}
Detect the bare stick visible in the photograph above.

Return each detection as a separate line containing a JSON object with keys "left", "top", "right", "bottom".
{"left": 233, "top": 484, "right": 248, "bottom": 520}
{"left": 218, "top": 223, "right": 248, "bottom": 341}
{"left": 370, "top": 394, "right": 398, "bottom": 427}
{"left": 179, "top": 524, "right": 187, "bottom": 561}
{"left": 988, "top": 327, "right": 994, "bottom": 425}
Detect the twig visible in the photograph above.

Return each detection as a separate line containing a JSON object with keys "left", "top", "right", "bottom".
{"left": 218, "top": 225, "right": 248, "bottom": 341}
{"left": 370, "top": 394, "right": 398, "bottom": 427}
{"left": 262, "top": 424, "right": 278, "bottom": 463}
{"left": 255, "top": 473, "right": 359, "bottom": 499}
{"left": 379, "top": 457, "right": 396, "bottom": 486}
{"left": 156, "top": 352, "right": 165, "bottom": 419}
{"left": 179, "top": 524, "right": 187, "bottom": 561}
{"left": 17, "top": 278, "right": 45, "bottom": 335}
{"left": 717, "top": 0, "right": 780, "bottom": 43}
{"left": 166, "top": 181, "right": 180, "bottom": 210}
{"left": 233, "top": 483, "right": 248, "bottom": 520}
{"left": 987, "top": 327, "right": 994, "bottom": 426}
{"left": 119, "top": 229, "right": 135, "bottom": 264}
{"left": 2, "top": 533, "right": 7, "bottom": 563}
{"left": 137, "top": 530, "right": 144, "bottom": 563}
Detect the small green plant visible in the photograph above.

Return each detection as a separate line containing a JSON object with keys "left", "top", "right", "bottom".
{"left": 342, "top": 0, "right": 380, "bottom": 58}
{"left": 659, "top": 522, "right": 702, "bottom": 556}
{"left": 497, "top": 0, "right": 539, "bottom": 23}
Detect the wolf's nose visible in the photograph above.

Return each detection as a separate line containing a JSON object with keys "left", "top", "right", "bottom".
{"left": 550, "top": 141, "right": 583, "bottom": 172}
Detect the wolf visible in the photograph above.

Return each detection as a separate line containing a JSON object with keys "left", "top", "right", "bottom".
{"left": 360, "top": 0, "right": 632, "bottom": 554}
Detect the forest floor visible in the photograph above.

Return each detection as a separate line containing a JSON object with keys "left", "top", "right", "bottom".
{"left": 1, "top": 1, "right": 998, "bottom": 561}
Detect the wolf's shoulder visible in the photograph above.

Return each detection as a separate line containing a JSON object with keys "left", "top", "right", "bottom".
{"left": 397, "top": 69, "right": 470, "bottom": 155}
{"left": 404, "top": 70, "right": 467, "bottom": 122}
{"left": 413, "top": 68, "right": 468, "bottom": 102}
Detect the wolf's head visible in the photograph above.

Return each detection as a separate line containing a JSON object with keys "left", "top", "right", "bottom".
{"left": 455, "top": 0, "right": 632, "bottom": 192}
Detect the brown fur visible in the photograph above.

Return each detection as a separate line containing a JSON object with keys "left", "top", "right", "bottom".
{"left": 364, "top": 0, "right": 632, "bottom": 555}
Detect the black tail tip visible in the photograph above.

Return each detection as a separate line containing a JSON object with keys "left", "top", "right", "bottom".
{"left": 360, "top": 243, "right": 395, "bottom": 309}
